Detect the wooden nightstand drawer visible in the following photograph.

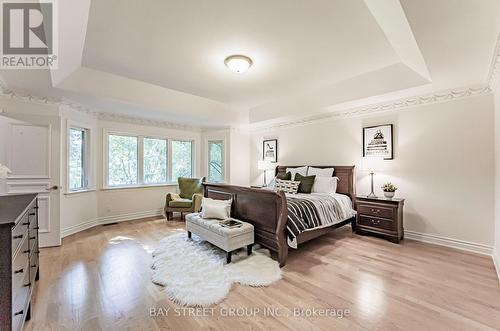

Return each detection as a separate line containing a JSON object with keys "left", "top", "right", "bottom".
{"left": 358, "top": 215, "right": 394, "bottom": 231}
{"left": 358, "top": 204, "right": 394, "bottom": 219}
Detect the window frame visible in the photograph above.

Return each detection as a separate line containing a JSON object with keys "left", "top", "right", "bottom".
{"left": 103, "top": 129, "right": 196, "bottom": 190}
{"left": 66, "top": 123, "right": 92, "bottom": 194}
{"left": 207, "top": 139, "right": 225, "bottom": 183}
{"left": 170, "top": 139, "right": 195, "bottom": 182}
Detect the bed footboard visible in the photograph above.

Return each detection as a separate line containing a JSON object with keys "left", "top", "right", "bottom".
{"left": 203, "top": 183, "right": 289, "bottom": 267}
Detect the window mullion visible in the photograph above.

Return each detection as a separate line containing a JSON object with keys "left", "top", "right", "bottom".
{"left": 138, "top": 136, "right": 144, "bottom": 185}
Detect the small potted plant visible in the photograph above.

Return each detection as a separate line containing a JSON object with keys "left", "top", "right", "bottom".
{"left": 381, "top": 182, "right": 397, "bottom": 199}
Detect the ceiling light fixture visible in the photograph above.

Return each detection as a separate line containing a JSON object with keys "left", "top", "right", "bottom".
{"left": 224, "top": 55, "right": 253, "bottom": 74}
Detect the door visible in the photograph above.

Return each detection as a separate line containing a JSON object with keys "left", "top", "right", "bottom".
{"left": 0, "top": 114, "right": 61, "bottom": 247}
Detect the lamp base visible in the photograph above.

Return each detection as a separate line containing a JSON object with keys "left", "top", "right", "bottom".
{"left": 367, "top": 192, "right": 377, "bottom": 198}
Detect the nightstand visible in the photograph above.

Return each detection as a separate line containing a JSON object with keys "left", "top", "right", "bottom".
{"left": 355, "top": 196, "right": 405, "bottom": 243}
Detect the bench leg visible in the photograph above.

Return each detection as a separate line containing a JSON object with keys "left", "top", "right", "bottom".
{"left": 247, "top": 244, "right": 253, "bottom": 256}
{"left": 187, "top": 231, "right": 192, "bottom": 239}
{"left": 226, "top": 251, "right": 232, "bottom": 264}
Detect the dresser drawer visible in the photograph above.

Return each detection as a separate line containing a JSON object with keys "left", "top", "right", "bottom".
{"left": 358, "top": 215, "right": 395, "bottom": 231}
{"left": 12, "top": 235, "right": 30, "bottom": 291}
{"left": 30, "top": 250, "right": 39, "bottom": 282}
{"left": 12, "top": 213, "right": 30, "bottom": 255}
{"left": 12, "top": 269, "right": 30, "bottom": 331}
{"left": 358, "top": 204, "right": 394, "bottom": 219}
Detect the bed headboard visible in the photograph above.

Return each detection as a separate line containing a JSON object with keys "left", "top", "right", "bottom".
{"left": 276, "top": 165, "right": 356, "bottom": 204}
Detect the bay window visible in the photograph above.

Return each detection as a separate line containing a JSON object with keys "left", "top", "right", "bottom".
{"left": 105, "top": 132, "right": 194, "bottom": 188}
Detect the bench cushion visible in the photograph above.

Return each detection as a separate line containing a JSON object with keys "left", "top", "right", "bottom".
{"left": 185, "top": 213, "right": 254, "bottom": 252}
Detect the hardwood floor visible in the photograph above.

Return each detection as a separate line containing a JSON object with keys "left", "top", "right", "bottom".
{"left": 24, "top": 216, "right": 500, "bottom": 331}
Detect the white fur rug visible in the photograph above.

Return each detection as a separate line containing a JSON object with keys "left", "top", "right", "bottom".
{"left": 151, "top": 232, "right": 282, "bottom": 306}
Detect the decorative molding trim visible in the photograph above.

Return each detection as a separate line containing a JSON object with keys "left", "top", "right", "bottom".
{"left": 493, "top": 248, "right": 500, "bottom": 284}
{"left": 61, "top": 209, "right": 164, "bottom": 238}
{"left": 488, "top": 35, "right": 500, "bottom": 91}
{"left": 405, "top": 230, "right": 493, "bottom": 256}
{"left": 0, "top": 82, "right": 201, "bottom": 132}
{"left": 249, "top": 85, "right": 492, "bottom": 132}
{"left": 97, "top": 209, "right": 164, "bottom": 225}
{"left": 61, "top": 218, "right": 99, "bottom": 238}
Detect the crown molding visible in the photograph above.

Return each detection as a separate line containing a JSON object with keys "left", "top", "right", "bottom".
{"left": 248, "top": 85, "right": 492, "bottom": 132}
{"left": 0, "top": 83, "right": 201, "bottom": 132}
{"left": 488, "top": 35, "right": 500, "bottom": 91}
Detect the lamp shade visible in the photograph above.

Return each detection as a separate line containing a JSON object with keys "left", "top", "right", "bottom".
{"left": 0, "top": 164, "right": 12, "bottom": 179}
{"left": 257, "top": 160, "right": 275, "bottom": 171}
{"left": 361, "top": 157, "right": 385, "bottom": 172}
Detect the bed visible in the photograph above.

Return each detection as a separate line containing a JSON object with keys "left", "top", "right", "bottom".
{"left": 203, "top": 165, "right": 356, "bottom": 267}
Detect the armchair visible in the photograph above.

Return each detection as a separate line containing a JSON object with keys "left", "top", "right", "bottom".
{"left": 165, "top": 177, "right": 205, "bottom": 221}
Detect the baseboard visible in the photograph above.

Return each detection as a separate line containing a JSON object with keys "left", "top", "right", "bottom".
{"left": 404, "top": 230, "right": 493, "bottom": 256}
{"left": 61, "top": 209, "right": 164, "bottom": 238}
{"left": 61, "top": 218, "right": 99, "bottom": 238}
{"left": 97, "top": 209, "right": 164, "bottom": 225}
{"left": 493, "top": 249, "right": 500, "bottom": 284}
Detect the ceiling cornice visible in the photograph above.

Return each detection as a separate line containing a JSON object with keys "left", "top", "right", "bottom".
{"left": 0, "top": 83, "right": 201, "bottom": 132}
{"left": 248, "top": 84, "right": 492, "bottom": 132}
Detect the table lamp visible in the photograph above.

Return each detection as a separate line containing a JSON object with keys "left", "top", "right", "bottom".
{"left": 361, "top": 157, "right": 384, "bottom": 198}
{"left": 257, "top": 160, "right": 275, "bottom": 186}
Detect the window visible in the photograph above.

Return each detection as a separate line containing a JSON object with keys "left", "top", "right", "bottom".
{"left": 107, "top": 134, "right": 138, "bottom": 186}
{"left": 143, "top": 137, "right": 167, "bottom": 184}
{"left": 105, "top": 132, "right": 194, "bottom": 188}
{"left": 171, "top": 140, "right": 193, "bottom": 180}
{"left": 68, "top": 127, "right": 89, "bottom": 191}
{"left": 208, "top": 140, "right": 224, "bottom": 182}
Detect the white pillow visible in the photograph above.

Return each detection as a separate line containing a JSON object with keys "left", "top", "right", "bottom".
{"left": 286, "top": 166, "right": 308, "bottom": 179}
{"left": 308, "top": 167, "right": 334, "bottom": 177}
{"left": 312, "top": 177, "right": 339, "bottom": 194}
{"left": 201, "top": 198, "right": 232, "bottom": 219}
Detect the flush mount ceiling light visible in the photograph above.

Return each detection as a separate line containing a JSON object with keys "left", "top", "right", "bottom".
{"left": 224, "top": 55, "right": 253, "bottom": 74}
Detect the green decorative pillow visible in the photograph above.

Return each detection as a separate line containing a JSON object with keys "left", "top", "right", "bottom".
{"left": 294, "top": 173, "right": 316, "bottom": 194}
{"left": 178, "top": 177, "right": 205, "bottom": 199}
{"left": 276, "top": 171, "right": 291, "bottom": 180}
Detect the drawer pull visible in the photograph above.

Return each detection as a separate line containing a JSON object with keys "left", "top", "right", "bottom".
{"left": 371, "top": 219, "right": 381, "bottom": 225}
{"left": 14, "top": 268, "right": 24, "bottom": 274}
{"left": 23, "top": 249, "right": 30, "bottom": 254}
{"left": 31, "top": 264, "right": 37, "bottom": 268}
{"left": 14, "top": 310, "right": 23, "bottom": 316}
{"left": 371, "top": 209, "right": 380, "bottom": 214}
{"left": 29, "top": 212, "right": 36, "bottom": 216}
{"left": 34, "top": 226, "right": 39, "bottom": 230}
{"left": 30, "top": 236, "right": 36, "bottom": 240}
{"left": 22, "top": 222, "right": 30, "bottom": 225}
{"left": 13, "top": 234, "right": 23, "bottom": 239}
{"left": 24, "top": 282, "right": 31, "bottom": 287}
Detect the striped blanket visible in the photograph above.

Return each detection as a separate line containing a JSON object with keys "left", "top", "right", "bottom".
{"left": 286, "top": 193, "right": 356, "bottom": 248}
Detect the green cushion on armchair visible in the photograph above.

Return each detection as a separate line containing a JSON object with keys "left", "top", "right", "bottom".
{"left": 168, "top": 199, "right": 193, "bottom": 208}
{"left": 178, "top": 177, "right": 205, "bottom": 199}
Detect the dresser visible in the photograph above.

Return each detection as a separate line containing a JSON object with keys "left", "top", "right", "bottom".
{"left": 355, "top": 196, "right": 404, "bottom": 243}
{"left": 0, "top": 194, "right": 40, "bottom": 331}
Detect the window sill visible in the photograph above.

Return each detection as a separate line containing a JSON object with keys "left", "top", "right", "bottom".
{"left": 64, "top": 188, "right": 96, "bottom": 195}
{"left": 101, "top": 183, "right": 178, "bottom": 191}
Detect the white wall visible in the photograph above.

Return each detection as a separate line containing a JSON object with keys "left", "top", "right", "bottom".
{"left": 250, "top": 94, "right": 495, "bottom": 248}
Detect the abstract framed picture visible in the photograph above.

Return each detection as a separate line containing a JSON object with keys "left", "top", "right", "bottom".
{"left": 363, "top": 124, "right": 393, "bottom": 160}
{"left": 263, "top": 139, "right": 278, "bottom": 162}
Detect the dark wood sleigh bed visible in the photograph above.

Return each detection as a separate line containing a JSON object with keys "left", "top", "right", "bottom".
{"left": 203, "top": 165, "right": 356, "bottom": 267}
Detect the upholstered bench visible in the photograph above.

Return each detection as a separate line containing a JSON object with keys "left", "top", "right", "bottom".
{"left": 185, "top": 213, "right": 254, "bottom": 263}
